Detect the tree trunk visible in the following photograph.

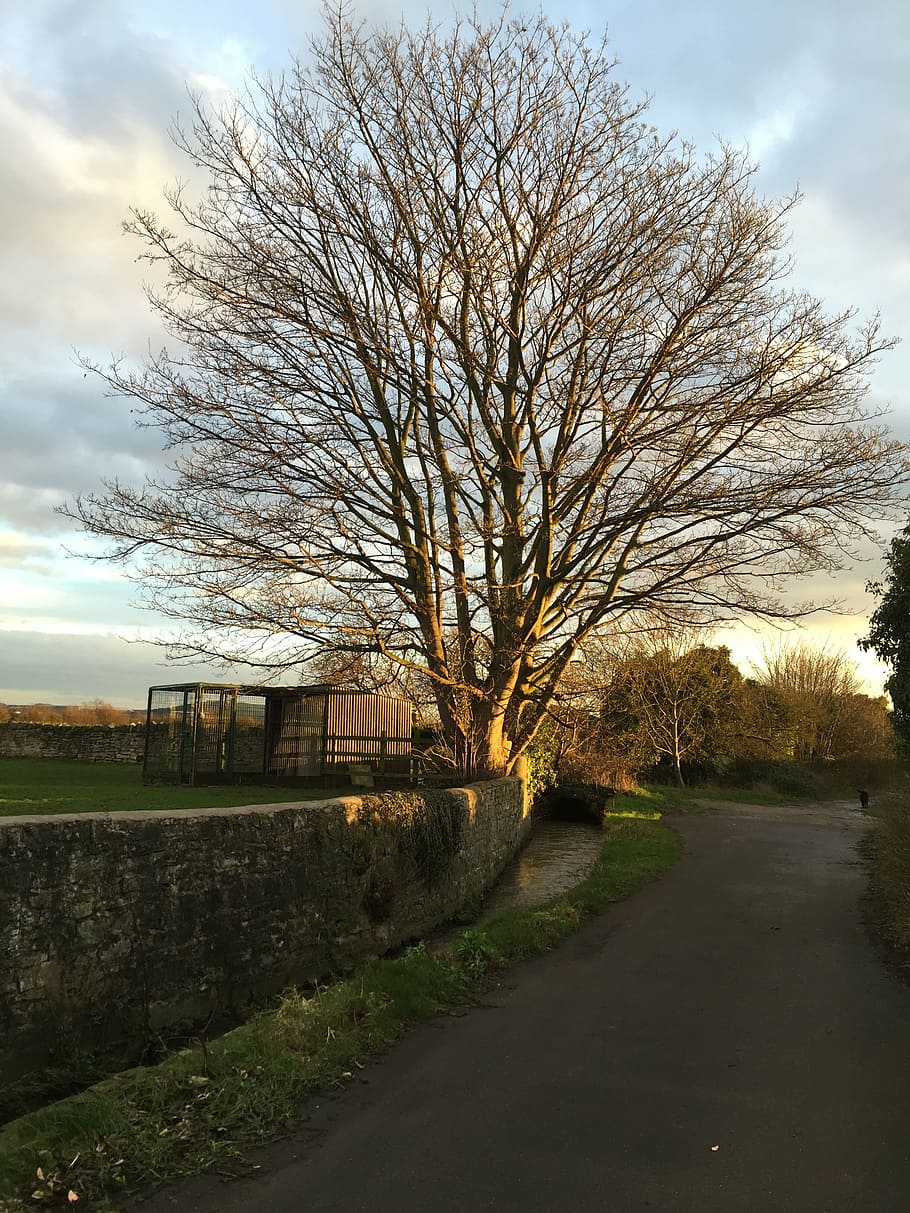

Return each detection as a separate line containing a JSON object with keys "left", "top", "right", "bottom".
{"left": 672, "top": 710, "right": 686, "bottom": 787}
{"left": 673, "top": 749, "right": 685, "bottom": 788}
{"left": 470, "top": 721, "right": 513, "bottom": 781}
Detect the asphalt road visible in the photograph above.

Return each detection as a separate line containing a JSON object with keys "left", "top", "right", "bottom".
{"left": 139, "top": 801, "right": 910, "bottom": 1212}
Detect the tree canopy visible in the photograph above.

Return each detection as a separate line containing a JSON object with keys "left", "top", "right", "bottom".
{"left": 862, "top": 527, "right": 910, "bottom": 755}
{"left": 68, "top": 10, "right": 908, "bottom": 777}
{"left": 600, "top": 634, "right": 744, "bottom": 786}
{"left": 558, "top": 633, "right": 894, "bottom": 788}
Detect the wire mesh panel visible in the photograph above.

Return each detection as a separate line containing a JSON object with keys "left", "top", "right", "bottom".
{"left": 193, "top": 687, "right": 233, "bottom": 779}
{"left": 232, "top": 693, "right": 267, "bottom": 774}
{"left": 144, "top": 686, "right": 195, "bottom": 783}
{"left": 266, "top": 692, "right": 327, "bottom": 778}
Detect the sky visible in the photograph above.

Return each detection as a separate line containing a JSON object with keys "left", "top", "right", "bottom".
{"left": 0, "top": 0, "right": 908, "bottom": 706}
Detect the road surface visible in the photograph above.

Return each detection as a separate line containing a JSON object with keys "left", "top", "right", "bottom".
{"left": 139, "top": 800, "right": 910, "bottom": 1212}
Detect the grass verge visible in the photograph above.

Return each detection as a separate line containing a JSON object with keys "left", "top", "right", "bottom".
{"left": 865, "top": 791, "right": 910, "bottom": 955}
{"left": 0, "top": 760, "right": 348, "bottom": 817}
{"left": 0, "top": 814, "right": 679, "bottom": 1212}
{"left": 646, "top": 783, "right": 822, "bottom": 811}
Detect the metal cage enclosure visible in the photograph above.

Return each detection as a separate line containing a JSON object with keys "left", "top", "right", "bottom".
{"left": 143, "top": 683, "right": 413, "bottom": 787}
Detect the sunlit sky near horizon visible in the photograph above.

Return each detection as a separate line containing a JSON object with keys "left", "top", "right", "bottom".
{"left": 1, "top": 0, "right": 908, "bottom": 706}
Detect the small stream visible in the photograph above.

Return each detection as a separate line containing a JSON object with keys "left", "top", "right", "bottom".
{"left": 478, "top": 817, "right": 604, "bottom": 920}
{"left": 429, "top": 815, "right": 604, "bottom": 951}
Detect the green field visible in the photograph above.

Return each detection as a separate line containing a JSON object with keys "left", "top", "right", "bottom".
{"left": 0, "top": 760, "right": 350, "bottom": 817}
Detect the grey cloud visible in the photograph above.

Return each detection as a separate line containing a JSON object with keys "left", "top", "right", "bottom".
{"left": 0, "top": 488, "right": 69, "bottom": 536}
{"left": 0, "top": 98, "right": 178, "bottom": 354}
{"left": 0, "top": 4, "right": 211, "bottom": 356}
{"left": 0, "top": 628, "right": 253, "bottom": 708}
{"left": 15, "top": 0, "right": 190, "bottom": 143}
{"left": 605, "top": 0, "right": 910, "bottom": 424}
{"left": 609, "top": 0, "right": 909, "bottom": 240}
{"left": 0, "top": 534, "right": 54, "bottom": 572}
{"left": 0, "top": 562, "right": 160, "bottom": 632}
{"left": 0, "top": 368, "right": 167, "bottom": 533}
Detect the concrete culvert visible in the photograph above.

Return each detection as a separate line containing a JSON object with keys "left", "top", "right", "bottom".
{"left": 540, "top": 784, "right": 613, "bottom": 822}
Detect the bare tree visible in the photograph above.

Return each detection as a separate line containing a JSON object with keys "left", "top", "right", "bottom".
{"left": 67, "top": 10, "right": 908, "bottom": 778}
{"left": 753, "top": 641, "right": 864, "bottom": 762}
{"left": 546, "top": 622, "right": 680, "bottom": 787}
{"left": 598, "top": 627, "right": 744, "bottom": 786}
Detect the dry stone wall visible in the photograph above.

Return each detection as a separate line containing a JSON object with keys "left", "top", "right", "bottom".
{"left": 0, "top": 779, "right": 527, "bottom": 1083}
{"left": 0, "top": 723, "right": 145, "bottom": 763}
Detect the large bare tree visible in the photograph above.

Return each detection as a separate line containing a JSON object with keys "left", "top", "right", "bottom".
{"left": 69, "top": 11, "right": 908, "bottom": 778}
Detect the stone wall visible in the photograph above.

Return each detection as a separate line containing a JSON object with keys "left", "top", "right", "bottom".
{"left": 0, "top": 723, "right": 145, "bottom": 763}
{"left": 0, "top": 779, "right": 527, "bottom": 1083}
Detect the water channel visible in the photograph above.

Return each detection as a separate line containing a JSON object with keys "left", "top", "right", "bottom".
{"left": 477, "top": 816, "right": 604, "bottom": 920}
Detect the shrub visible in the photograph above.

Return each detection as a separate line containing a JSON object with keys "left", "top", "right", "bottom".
{"left": 724, "top": 759, "right": 818, "bottom": 797}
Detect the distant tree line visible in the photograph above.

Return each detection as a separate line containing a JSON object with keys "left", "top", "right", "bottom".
{"left": 0, "top": 700, "right": 143, "bottom": 726}
{"left": 547, "top": 633, "right": 895, "bottom": 791}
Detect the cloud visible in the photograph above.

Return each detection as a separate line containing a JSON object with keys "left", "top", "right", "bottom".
{"left": 0, "top": 368, "right": 168, "bottom": 534}
{"left": 0, "top": 21, "right": 188, "bottom": 351}
{"left": 0, "top": 560, "right": 145, "bottom": 632}
{"left": 0, "top": 627, "right": 253, "bottom": 708}
{"left": 0, "top": 531, "right": 55, "bottom": 573}
{"left": 606, "top": 1, "right": 909, "bottom": 243}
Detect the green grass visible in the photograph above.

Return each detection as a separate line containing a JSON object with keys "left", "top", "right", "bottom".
{"left": 0, "top": 813, "right": 680, "bottom": 1212}
{"left": 645, "top": 783, "right": 823, "bottom": 811}
{"left": 0, "top": 760, "right": 350, "bottom": 817}
{"left": 610, "top": 787, "right": 668, "bottom": 817}
{"left": 865, "top": 791, "right": 910, "bottom": 954}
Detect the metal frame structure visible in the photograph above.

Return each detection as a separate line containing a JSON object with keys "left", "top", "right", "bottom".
{"left": 143, "top": 683, "right": 413, "bottom": 787}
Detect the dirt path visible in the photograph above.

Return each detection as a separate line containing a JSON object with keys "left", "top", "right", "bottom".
{"left": 138, "top": 801, "right": 910, "bottom": 1212}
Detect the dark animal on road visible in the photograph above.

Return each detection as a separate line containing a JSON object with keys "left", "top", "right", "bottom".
{"left": 859, "top": 789, "right": 870, "bottom": 810}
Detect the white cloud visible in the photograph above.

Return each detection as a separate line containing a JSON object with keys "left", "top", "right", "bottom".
{"left": 0, "top": 71, "right": 178, "bottom": 349}
{"left": 0, "top": 531, "right": 55, "bottom": 573}
{"left": 746, "top": 63, "right": 827, "bottom": 166}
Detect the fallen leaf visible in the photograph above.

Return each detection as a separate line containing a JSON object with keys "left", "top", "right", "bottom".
{"left": 67, "top": 1191, "right": 80, "bottom": 1203}
{"left": 36, "top": 1168, "right": 45, "bottom": 1181}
